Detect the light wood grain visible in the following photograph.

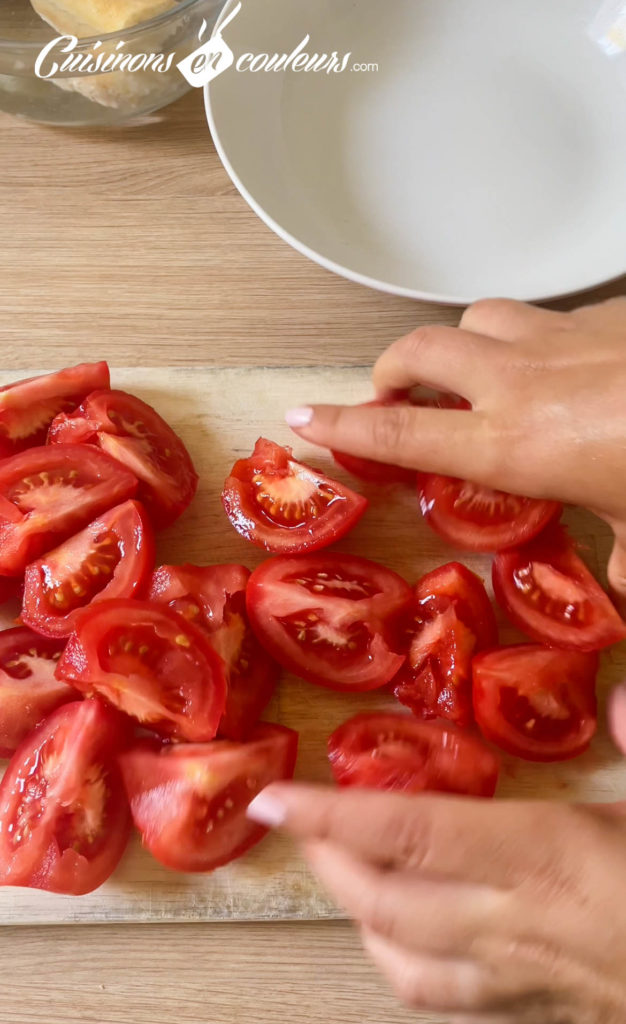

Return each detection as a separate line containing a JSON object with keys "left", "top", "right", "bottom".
{"left": 0, "top": 87, "right": 624, "bottom": 1024}
{"left": 1, "top": 364, "right": 625, "bottom": 928}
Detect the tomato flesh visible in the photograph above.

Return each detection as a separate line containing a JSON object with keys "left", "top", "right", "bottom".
{"left": 246, "top": 553, "right": 412, "bottom": 691}
{"left": 0, "top": 577, "right": 19, "bottom": 605}
{"left": 222, "top": 438, "right": 367, "bottom": 554}
{"left": 0, "top": 627, "right": 74, "bottom": 758}
{"left": 56, "top": 599, "right": 227, "bottom": 742}
{"left": 418, "top": 473, "right": 561, "bottom": 553}
{"left": 472, "top": 644, "right": 599, "bottom": 761}
{"left": 147, "top": 563, "right": 279, "bottom": 741}
{"left": 331, "top": 402, "right": 417, "bottom": 485}
{"left": 392, "top": 562, "right": 497, "bottom": 727}
{"left": 0, "top": 700, "right": 131, "bottom": 894}
{"left": 48, "top": 389, "right": 198, "bottom": 529}
{"left": 0, "top": 444, "right": 138, "bottom": 576}
{"left": 120, "top": 723, "right": 298, "bottom": 873}
{"left": 493, "top": 527, "right": 626, "bottom": 651}
{"left": 0, "top": 362, "right": 110, "bottom": 453}
{"left": 22, "top": 500, "right": 155, "bottom": 639}
{"left": 328, "top": 712, "right": 499, "bottom": 797}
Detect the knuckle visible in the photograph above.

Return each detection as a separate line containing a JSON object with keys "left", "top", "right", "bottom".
{"left": 392, "top": 326, "right": 439, "bottom": 366}
{"left": 460, "top": 298, "right": 512, "bottom": 331}
{"left": 391, "top": 964, "right": 430, "bottom": 1009}
{"left": 361, "top": 889, "right": 397, "bottom": 941}
{"left": 369, "top": 405, "right": 413, "bottom": 455}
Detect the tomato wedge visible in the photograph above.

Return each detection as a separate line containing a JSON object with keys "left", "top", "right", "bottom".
{"left": 0, "top": 627, "right": 74, "bottom": 758}
{"left": 246, "top": 553, "right": 412, "bottom": 691}
{"left": 331, "top": 402, "right": 417, "bottom": 485}
{"left": 472, "top": 645, "right": 598, "bottom": 762}
{"left": 48, "top": 389, "right": 198, "bottom": 529}
{"left": 0, "top": 362, "right": 110, "bottom": 454}
{"left": 493, "top": 527, "right": 626, "bottom": 652}
{"left": 0, "top": 444, "right": 138, "bottom": 576}
{"left": 120, "top": 723, "right": 298, "bottom": 873}
{"left": 418, "top": 474, "right": 561, "bottom": 553}
{"left": 222, "top": 438, "right": 367, "bottom": 554}
{"left": 0, "top": 700, "right": 131, "bottom": 895}
{"left": 392, "top": 562, "right": 497, "bottom": 727}
{"left": 56, "top": 599, "right": 227, "bottom": 742}
{"left": 147, "top": 564, "right": 279, "bottom": 741}
{"left": 328, "top": 712, "right": 499, "bottom": 797}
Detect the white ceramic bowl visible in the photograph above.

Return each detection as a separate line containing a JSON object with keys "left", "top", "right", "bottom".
{"left": 206, "top": 0, "right": 626, "bottom": 304}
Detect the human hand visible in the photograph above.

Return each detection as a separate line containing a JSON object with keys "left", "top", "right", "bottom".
{"left": 284, "top": 298, "right": 626, "bottom": 597}
{"left": 248, "top": 766, "right": 626, "bottom": 1023}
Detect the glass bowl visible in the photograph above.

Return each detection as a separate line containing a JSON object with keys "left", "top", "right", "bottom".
{"left": 0, "top": 0, "right": 225, "bottom": 125}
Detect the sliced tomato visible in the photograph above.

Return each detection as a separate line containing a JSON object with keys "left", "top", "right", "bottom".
{"left": 120, "top": 723, "right": 298, "bottom": 873}
{"left": 147, "top": 563, "right": 279, "bottom": 741}
{"left": 392, "top": 562, "right": 497, "bottom": 727}
{"left": 0, "top": 362, "right": 110, "bottom": 454}
{"left": 246, "top": 553, "right": 412, "bottom": 691}
{"left": 0, "top": 577, "right": 19, "bottom": 605}
{"left": 472, "top": 644, "right": 598, "bottom": 762}
{"left": 418, "top": 474, "right": 561, "bottom": 553}
{"left": 222, "top": 438, "right": 367, "bottom": 554}
{"left": 331, "top": 402, "right": 418, "bottom": 485}
{"left": 56, "top": 599, "right": 227, "bottom": 742}
{"left": 0, "top": 627, "right": 74, "bottom": 758}
{"left": 48, "top": 389, "right": 198, "bottom": 529}
{"left": 328, "top": 712, "right": 499, "bottom": 797}
{"left": 0, "top": 699, "right": 131, "bottom": 894}
{"left": 22, "top": 500, "right": 155, "bottom": 639}
{"left": 0, "top": 444, "right": 138, "bottom": 576}
{"left": 492, "top": 527, "right": 626, "bottom": 652}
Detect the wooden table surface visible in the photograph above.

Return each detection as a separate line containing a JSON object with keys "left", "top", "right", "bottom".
{"left": 0, "top": 89, "right": 624, "bottom": 1024}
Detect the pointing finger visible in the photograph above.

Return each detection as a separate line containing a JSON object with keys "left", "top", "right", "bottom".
{"left": 284, "top": 404, "right": 502, "bottom": 483}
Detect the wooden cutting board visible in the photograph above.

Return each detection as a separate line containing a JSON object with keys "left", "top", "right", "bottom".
{"left": 1, "top": 365, "right": 625, "bottom": 925}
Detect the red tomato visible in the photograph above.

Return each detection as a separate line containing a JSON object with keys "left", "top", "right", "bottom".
{"left": 418, "top": 473, "right": 561, "bottom": 552}
{"left": 147, "top": 563, "right": 279, "bottom": 741}
{"left": 0, "top": 700, "right": 131, "bottom": 894}
{"left": 0, "top": 627, "right": 74, "bottom": 758}
{"left": 222, "top": 438, "right": 367, "bottom": 554}
{"left": 120, "top": 723, "right": 298, "bottom": 873}
{"left": 0, "top": 362, "right": 110, "bottom": 454}
{"left": 246, "top": 553, "right": 412, "bottom": 691}
{"left": 0, "top": 577, "right": 19, "bottom": 605}
{"left": 56, "top": 599, "right": 227, "bottom": 742}
{"left": 331, "top": 402, "right": 417, "bottom": 485}
{"left": 0, "top": 444, "right": 138, "bottom": 577}
{"left": 48, "top": 390, "right": 198, "bottom": 529}
{"left": 22, "top": 500, "right": 154, "bottom": 639}
{"left": 328, "top": 712, "right": 499, "bottom": 797}
{"left": 493, "top": 527, "right": 626, "bottom": 652}
{"left": 472, "top": 644, "right": 598, "bottom": 762}
{"left": 392, "top": 562, "right": 497, "bottom": 727}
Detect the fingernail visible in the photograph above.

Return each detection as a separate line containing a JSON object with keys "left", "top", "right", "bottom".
{"left": 246, "top": 789, "right": 287, "bottom": 827}
{"left": 285, "top": 407, "right": 313, "bottom": 428}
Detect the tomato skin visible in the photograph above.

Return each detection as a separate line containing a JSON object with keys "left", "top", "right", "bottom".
{"left": 120, "top": 723, "right": 298, "bottom": 873}
{"left": 492, "top": 527, "right": 626, "bottom": 652}
{"left": 0, "top": 362, "right": 110, "bottom": 454}
{"left": 0, "top": 627, "right": 74, "bottom": 758}
{"left": 331, "top": 402, "right": 417, "bottom": 485}
{"left": 56, "top": 599, "right": 227, "bottom": 743}
{"left": 0, "top": 444, "right": 138, "bottom": 577}
{"left": 0, "top": 577, "right": 19, "bottom": 605}
{"left": 147, "top": 563, "right": 279, "bottom": 741}
{"left": 246, "top": 554, "right": 412, "bottom": 692}
{"left": 472, "top": 645, "right": 599, "bottom": 762}
{"left": 418, "top": 473, "right": 562, "bottom": 553}
{"left": 222, "top": 438, "right": 368, "bottom": 554}
{"left": 392, "top": 562, "right": 497, "bottom": 727}
{"left": 48, "top": 389, "right": 198, "bottom": 529}
{"left": 22, "top": 500, "right": 155, "bottom": 639}
{"left": 0, "top": 699, "right": 131, "bottom": 895}
{"left": 328, "top": 712, "right": 499, "bottom": 797}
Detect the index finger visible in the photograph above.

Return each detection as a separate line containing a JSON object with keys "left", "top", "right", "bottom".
{"left": 247, "top": 783, "right": 568, "bottom": 888}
